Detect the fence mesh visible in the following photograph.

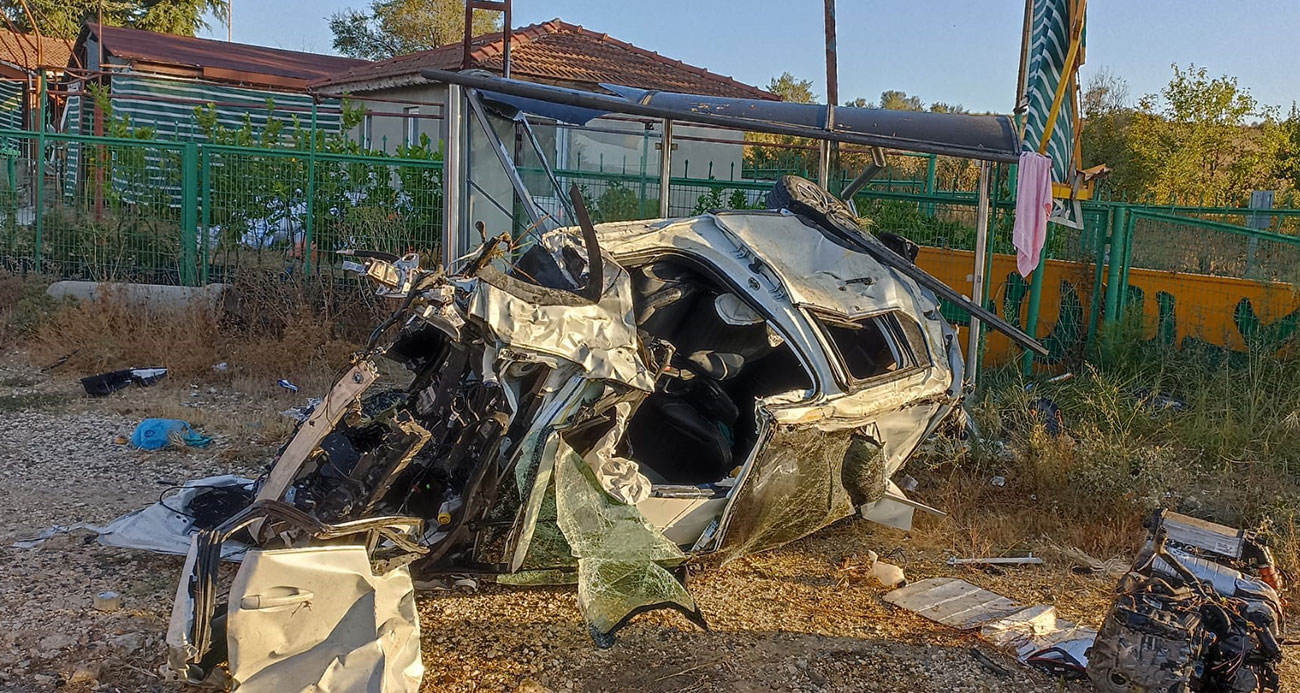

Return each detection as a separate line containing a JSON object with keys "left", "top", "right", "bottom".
{"left": 4, "top": 124, "right": 1300, "bottom": 369}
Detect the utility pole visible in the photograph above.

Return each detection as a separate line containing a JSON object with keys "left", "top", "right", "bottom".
{"left": 462, "top": 0, "right": 512, "bottom": 76}
{"left": 819, "top": 0, "right": 838, "bottom": 189}
{"left": 227, "top": 0, "right": 233, "bottom": 42}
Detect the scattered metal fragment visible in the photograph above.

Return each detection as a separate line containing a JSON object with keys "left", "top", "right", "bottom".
{"left": 80, "top": 367, "right": 167, "bottom": 396}
{"left": 1088, "top": 510, "right": 1283, "bottom": 692}
{"left": 947, "top": 553, "right": 1044, "bottom": 567}
{"left": 970, "top": 647, "right": 1011, "bottom": 677}
{"left": 886, "top": 577, "right": 1096, "bottom": 673}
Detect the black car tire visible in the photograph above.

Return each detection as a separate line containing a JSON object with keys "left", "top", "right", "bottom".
{"left": 766, "top": 175, "right": 919, "bottom": 265}
{"left": 766, "top": 175, "right": 862, "bottom": 233}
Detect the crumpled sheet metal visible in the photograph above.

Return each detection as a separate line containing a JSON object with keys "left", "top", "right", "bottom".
{"left": 15, "top": 474, "right": 253, "bottom": 558}
{"left": 886, "top": 578, "right": 1096, "bottom": 669}
{"left": 553, "top": 440, "right": 702, "bottom": 644}
{"left": 466, "top": 263, "right": 654, "bottom": 391}
{"left": 226, "top": 545, "right": 422, "bottom": 692}
{"left": 713, "top": 423, "right": 855, "bottom": 560}
{"left": 508, "top": 375, "right": 598, "bottom": 572}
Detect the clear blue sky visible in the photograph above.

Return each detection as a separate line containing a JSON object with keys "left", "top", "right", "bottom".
{"left": 198, "top": 1, "right": 1300, "bottom": 114}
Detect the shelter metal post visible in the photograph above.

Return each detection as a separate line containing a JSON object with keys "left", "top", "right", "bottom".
{"left": 442, "top": 84, "right": 464, "bottom": 270}
{"left": 658, "top": 118, "right": 672, "bottom": 218}
{"left": 966, "top": 161, "right": 991, "bottom": 383}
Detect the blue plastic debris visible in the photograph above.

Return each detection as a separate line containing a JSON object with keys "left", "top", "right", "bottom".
{"left": 129, "top": 419, "right": 213, "bottom": 450}
{"left": 277, "top": 379, "right": 299, "bottom": 393}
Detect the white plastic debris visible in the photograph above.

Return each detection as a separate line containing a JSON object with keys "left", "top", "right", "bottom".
{"left": 869, "top": 560, "right": 907, "bottom": 588}
{"left": 93, "top": 590, "right": 123, "bottom": 612}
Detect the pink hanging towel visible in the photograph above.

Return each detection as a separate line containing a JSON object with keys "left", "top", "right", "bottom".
{"left": 1013, "top": 151, "right": 1053, "bottom": 277}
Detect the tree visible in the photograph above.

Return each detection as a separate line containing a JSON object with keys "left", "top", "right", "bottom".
{"left": 928, "top": 102, "right": 967, "bottom": 114}
{"left": 1080, "top": 68, "right": 1141, "bottom": 198}
{"left": 2, "top": 0, "right": 226, "bottom": 39}
{"left": 843, "top": 97, "right": 870, "bottom": 109}
{"left": 1082, "top": 67, "right": 1130, "bottom": 119}
{"left": 1281, "top": 104, "right": 1300, "bottom": 192}
{"left": 330, "top": 0, "right": 502, "bottom": 61}
{"left": 744, "top": 73, "right": 817, "bottom": 176}
{"left": 878, "top": 90, "right": 923, "bottom": 111}
{"left": 767, "top": 72, "right": 814, "bottom": 104}
{"left": 1127, "top": 64, "right": 1288, "bottom": 205}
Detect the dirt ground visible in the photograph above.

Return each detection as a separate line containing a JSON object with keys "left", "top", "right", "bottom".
{"left": 2, "top": 355, "right": 1298, "bottom": 692}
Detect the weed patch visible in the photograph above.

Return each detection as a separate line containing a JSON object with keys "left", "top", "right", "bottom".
{"left": 913, "top": 343, "right": 1300, "bottom": 578}
{"left": 0, "top": 392, "right": 69, "bottom": 412}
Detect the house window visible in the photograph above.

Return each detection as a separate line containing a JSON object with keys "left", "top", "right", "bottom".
{"left": 362, "top": 113, "right": 373, "bottom": 150}
{"left": 404, "top": 107, "right": 419, "bottom": 147}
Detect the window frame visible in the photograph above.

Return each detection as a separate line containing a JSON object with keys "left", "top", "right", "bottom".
{"left": 809, "top": 308, "right": 931, "bottom": 391}
{"left": 403, "top": 106, "right": 420, "bottom": 147}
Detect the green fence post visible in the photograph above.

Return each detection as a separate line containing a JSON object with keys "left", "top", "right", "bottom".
{"left": 1117, "top": 210, "right": 1135, "bottom": 312}
{"left": 923, "top": 153, "right": 936, "bottom": 214}
{"left": 4, "top": 153, "right": 13, "bottom": 258}
{"left": 1020, "top": 222, "right": 1052, "bottom": 376}
{"left": 1102, "top": 205, "right": 1128, "bottom": 328}
{"left": 1085, "top": 207, "right": 1111, "bottom": 350}
{"left": 304, "top": 101, "right": 318, "bottom": 275}
{"left": 33, "top": 73, "right": 44, "bottom": 273}
{"left": 200, "top": 146, "right": 210, "bottom": 285}
{"left": 180, "top": 142, "right": 198, "bottom": 286}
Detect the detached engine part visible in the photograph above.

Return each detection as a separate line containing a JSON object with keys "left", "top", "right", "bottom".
{"left": 1088, "top": 510, "right": 1284, "bottom": 693}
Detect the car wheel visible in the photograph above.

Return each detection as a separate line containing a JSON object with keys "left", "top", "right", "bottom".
{"left": 767, "top": 175, "right": 919, "bottom": 265}
{"left": 766, "top": 175, "right": 862, "bottom": 233}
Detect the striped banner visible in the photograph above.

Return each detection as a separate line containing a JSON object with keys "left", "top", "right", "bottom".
{"left": 1022, "top": 0, "right": 1077, "bottom": 182}
{"left": 109, "top": 73, "right": 344, "bottom": 140}
{"left": 0, "top": 80, "right": 22, "bottom": 151}
{"left": 58, "top": 73, "right": 347, "bottom": 202}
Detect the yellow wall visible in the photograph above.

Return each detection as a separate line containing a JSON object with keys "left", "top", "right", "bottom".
{"left": 916, "top": 247, "right": 1300, "bottom": 366}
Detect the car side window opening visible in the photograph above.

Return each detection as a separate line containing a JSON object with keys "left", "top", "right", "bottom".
{"left": 815, "top": 312, "right": 927, "bottom": 384}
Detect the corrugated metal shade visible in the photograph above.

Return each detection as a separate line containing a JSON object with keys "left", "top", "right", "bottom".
{"left": 423, "top": 69, "right": 1020, "bottom": 162}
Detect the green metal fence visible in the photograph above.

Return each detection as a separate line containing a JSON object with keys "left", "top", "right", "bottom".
{"left": 0, "top": 128, "right": 443, "bottom": 285}
{"left": 5, "top": 124, "right": 1300, "bottom": 373}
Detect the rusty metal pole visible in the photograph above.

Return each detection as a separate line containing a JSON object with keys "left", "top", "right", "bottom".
{"left": 461, "top": 2, "right": 475, "bottom": 69}
{"left": 819, "top": 0, "right": 838, "bottom": 189}
{"left": 502, "top": 0, "right": 511, "bottom": 79}
{"left": 1015, "top": 0, "right": 1033, "bottom": 117}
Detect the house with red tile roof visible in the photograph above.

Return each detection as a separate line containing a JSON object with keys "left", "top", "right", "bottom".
{"left": 312, "top": 19, "right": 774, "bottom": 184}
{"left": 0, "top": 28, "right": 73, "bottom": 131}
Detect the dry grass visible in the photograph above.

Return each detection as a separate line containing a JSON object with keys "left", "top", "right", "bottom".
{"left": 909, "top": 342, "right": 1300, "bottom": 582}
{"left": 18, "top": 272, "right": 387, "bottom": 387}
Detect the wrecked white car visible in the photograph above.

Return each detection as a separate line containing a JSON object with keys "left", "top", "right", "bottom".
{"left": 159, "top": 173, "right": 1050, "bottom": 690}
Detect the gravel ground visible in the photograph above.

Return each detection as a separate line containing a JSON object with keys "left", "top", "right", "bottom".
{"left": 2, "top": 356, "right": 1297, "bottom": 692}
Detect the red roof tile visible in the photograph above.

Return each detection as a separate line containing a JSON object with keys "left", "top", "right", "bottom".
{"left": 314, "top": 19, "right": 774, "bottom": 100}
{"left": 0, "top": 28, "right": 72, "bottom": 72}
{"left": 82, "top": 24, "right": 368, "bottom": 86}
